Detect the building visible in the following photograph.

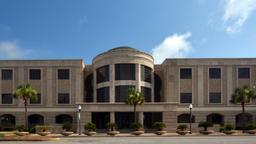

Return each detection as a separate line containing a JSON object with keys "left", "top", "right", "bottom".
{"left": 0, "top": 47, "right": 255, "bottom": 132}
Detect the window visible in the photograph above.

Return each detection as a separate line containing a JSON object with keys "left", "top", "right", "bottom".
{"left": 207, "top": 113, "right": 223, "bottom": 125}
{"left": 180, "top": 93, "right": 192, "bottom": 103}
{"left": 58, "top": 69, "right": 70, "bottom": 80}
{"left": 2, "top": 69, "right": 13, "bottom": 80}
{"left": 97, "top": 87, "right": 109, "bottom": 102}
{"left": 141, "top": 65, "right": 152, "bottom": 83}
{"left": 141, "top": 86, "right": 151, "bottom": 102}
{"left": 180, "top": 68, "right": 192, "bottom": 79}
{"left": 209, "top": 68, "right": 221, "bottom": 79}
{"left": 238, "top": 68, "right": 250, "bottom": 78}
{"left": 29, "top": 69, "right": 41, "bottom": 80}
{"left": 30, "top": 94, "right": 41, "bottom": 104}
{"left": 92, "top": 112, "right": 110, "bottom": 129}
{"left": 96, "top": 65, "right": 109, "bottom": 83}
{"left": 209, "top": 92, "right": 221, "bottom": 103}
{"left": 115, "top": 85, "right": 135, "bottom": 102}
{"left": 2, "top": 94, "right": 13, "bottom": 104}
{"left": 177, "top": 114, "right": 195, "bottom": 123}
{"left": 58, "top": 93, "right": 70, "bottom": 104}
{"left": 115, "top": 64, "right": 135, "bottom": 80}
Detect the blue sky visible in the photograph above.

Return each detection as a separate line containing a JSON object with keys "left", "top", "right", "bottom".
{"left": 0, "top": 0, "right": 256, "bottom": 64}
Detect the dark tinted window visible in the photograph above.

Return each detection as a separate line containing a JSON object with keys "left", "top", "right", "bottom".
{"left": 29, "top": 69, "right": 41, "bottom": 80}
{"left": 92, "top": 112, "right": 110, "bottom": 129}
{"left": 141, "top": 65, "right": 152, "bottom": 83}
{"left": 84, "top": 74, "right": 93, "bottom": 102}
{"left": 58, "top": 69, "right": 70, "bottom": 80}
{"left": 209, "top": 92, "right": 221, "bottom": 103}
{"left": 2, "top": 94, "right": 13, "bottom": 104}
{"left": 180, "top": 93, "right": 192, "bottom": 103}
{"left": 58, "top": 93, "right": 70, "bottom": 104}
{"left": 97, "top": 87, "right": 109, "bottom": 102}
{"left": 177, "top": 114, "right": 195, "bottom": 123}
{"left": 209, "top": 68, "right": 221, "bottom": 79}
{"left": 115, "top": 64, "right": 135, "bottom": 80}
{"left": 238, "top": 68, "right": 250, "bottom": 78}
{"left": 154, "top": 74, "right": 162, "bottom": 102}
{"left": 207, "top": 114, "right": 223, "bottom": 125}
{"left": 96, "top": 65, "right": 109, "bottom": 83}
{"left": 115, "top": 85, "right": 135, "bottom": 102}
{"left": 180, "top": 68, "right": 192, "bottom": 79}
{"left": 2, "top": 69, "right": 13, "bottom": 80}
{"left": 30, "top": 94, "right": 41, "bottom": 104}
{"left": 141, "top": 86, "right": 151, "bottom": 102}
{"left": 56, "top": 114, "right": 73, "bottom": 124}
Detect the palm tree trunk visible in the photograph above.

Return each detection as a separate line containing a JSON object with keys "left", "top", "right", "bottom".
{"left": 24, "top": 99, "right": 28, "bottom": 130}
{"left": 134, "top": 104, "right": 137, "bottom": 123}
{"left": 242, "top": 101, "right": 245, "bottom": 113}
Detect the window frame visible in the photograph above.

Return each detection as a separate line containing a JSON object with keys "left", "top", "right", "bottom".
{"left": 1, "top": 93, "right": 13, "bottom": 105}
{"left": 180, "top": 92, "right": 192, "bottom": 104}
{"left": 57, "top": 93, "right": 70, "bottom": 104}
{"left": 238, "top": 67, "right": 250, "bottom": 79}
{"left": 29, "top": 69, "right": 41, "bottom": 80}
{"left": 209, "top": 68, "right": 221, "bottom": 79}
{"left": 180, "top": 68, "right": 192, "bottom": 79}
{"left": 1, "top": 69, "right": 13, "bottom": 80}
{"left": 209, "top": 92, "right": 222, "bottom": 104}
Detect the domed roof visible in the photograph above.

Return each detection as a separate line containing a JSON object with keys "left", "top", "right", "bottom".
{"left": 93, "top": 46, "right": 153, "bottom": 62}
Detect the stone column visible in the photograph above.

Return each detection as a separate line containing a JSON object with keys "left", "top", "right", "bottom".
{"left": 109, "top": 64, "right": 115, "bottom": 103}
{"left": 110, "top": 112, "right": 115, "bottom": 123}
{"left": 136, "top": 64, "right": 141, "bottom": 91}
{"left": 139, "top": 112, "right": 144, "bottom": 127}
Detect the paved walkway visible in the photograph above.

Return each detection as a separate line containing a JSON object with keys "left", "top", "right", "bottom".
{"left": 2, "top": 136, "right": 256, "bottom": 144}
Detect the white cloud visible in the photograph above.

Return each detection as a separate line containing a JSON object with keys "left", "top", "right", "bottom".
{"left": 223, "top": 0, "right": 256, "bottom": 33}
{"left": 151, "top": 32, "right": 192, "bottom": 64}
{"left": 0, "top": 41, "right": 31, "bottom": 59}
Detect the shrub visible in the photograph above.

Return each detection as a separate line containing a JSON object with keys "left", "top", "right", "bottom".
{"left": 130, "top": 122, "right": 142, "bottom": 131}
{"left": 106, "top": 123, "right": 118, "bottom": 131}
{"left": 3, "top": 127, "right": 14, "bottom": 131}
{"left": 177, "top": 124, "right": 187, "bottom": 131}
{"left": 219, "top": 124, "right": 235, "bottom": 132}
{"left": 28, "top": 127, "right": 36, "bottom": 133}
{"left": 224, "top": 124, "right": 234, "bottom": 131}
{"left": 15, "top": 125, "right": 26, "bottom": 132}
{"left": 36, "top": 125, "right": 50, "bottom": 132}
{"left": 153, "top": 122, "right": 166, "bottom": 131}
{"left": 244, "top": 124, "right": 256, "bottom": 130}
{"left": 84, "top": 122, "right": 96, "bottom": 131}
{"left": 62, "top": 122, "right": 73, "bottom": 131}
{"left": 198, "top": 121, "right": 213, "bottom": 131}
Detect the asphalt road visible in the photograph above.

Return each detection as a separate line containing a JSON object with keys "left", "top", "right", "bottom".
{"left": 3, "top": 136, "right": 256, "bottom": 144}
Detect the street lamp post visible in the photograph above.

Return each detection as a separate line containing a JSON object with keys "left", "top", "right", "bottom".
{"left": 189, "top": 104, "right": 193, "bottom": 134}
{"left": 77, "top": 105, "right": 82, "bottom": 135}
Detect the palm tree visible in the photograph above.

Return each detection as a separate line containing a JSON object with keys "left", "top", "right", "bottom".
{"left": 14, "top": 84, "right": 38, "bottom": 129}
{"left": 230, "top": 85, "right": 256, "bottom": 113}
{"left": 126, "top": 88, "right": 144, "bottom": 123}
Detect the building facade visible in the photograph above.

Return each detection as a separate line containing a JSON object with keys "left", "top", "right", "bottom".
{"left": 0, "top": 47, "right": 256, "bottom": 132}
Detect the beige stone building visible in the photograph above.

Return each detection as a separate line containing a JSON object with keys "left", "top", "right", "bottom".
{"left": 0, "top": 47, "right": 256, "bottom": 132}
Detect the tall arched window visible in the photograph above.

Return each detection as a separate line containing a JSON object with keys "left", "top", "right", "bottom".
{"left": 177, "top": 114, "right": 195, "bottom": 123}
{"left": 207, "top": 113, "right": 223, "bottom": 125}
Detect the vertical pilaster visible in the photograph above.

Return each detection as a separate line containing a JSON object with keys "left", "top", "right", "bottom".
{"left": 197, "top": 66, "right": 204, "bottom": 107}
{"left": 136, "top": 64, "right": 141, "bottom": 91}
{"left": 46, "top": 67, "right": 53, "bottom": 107}
{"left": 75, "top": 67, "right": 82, "bottom": 103}
{"left": 93, "top": 70, "right": 96, "bottom": 102}
{"left": 151, "top": 69, "right": 154, "bottom": 102}
{"left": 227, "top": 66, "right": 233, "bottom": 106}
{"left": 109, "top": 64, "right": 115, "bottom": 103}
{"left": 18, "top": 67, "right": 24, "bottom": 107}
